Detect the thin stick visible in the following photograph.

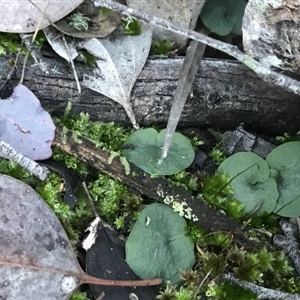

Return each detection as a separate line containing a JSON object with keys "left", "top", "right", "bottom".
{"left": 193, "top": 270, "right": 211, "bottom": 300}
{"left": 32, "top": 0, "right": 50, "bottom": 42}
{"left": 82, "top": 181, "right": 100, "bottom": 218}
{"left": 19, "top": 52, "right": 29, "bottom": 84}
{"left": 93, "top": 0, "right": 300, "bottom": 96}
{"left": 0, "top": 46, "right": 22, "bottom": 91}
{"left": 62, "top": 36, "right": 81, "bottom": 94}
{"left": 0, "top": 140, "right": 50, "bottom": 181}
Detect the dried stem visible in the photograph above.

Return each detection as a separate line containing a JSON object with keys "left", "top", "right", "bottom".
{"left": 222, "top": 272, "right": 300, "bottom": 300}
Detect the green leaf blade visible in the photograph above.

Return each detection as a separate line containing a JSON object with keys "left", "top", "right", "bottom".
{"left": 217, "top": 152, "right": 278, "bottom": 215}
{"left": 126, "top": 203, "right": 195, "bottom": 283}
{"left": 266, "top": 141, "right": 300, "bottom": 217}
{"left": 122, "top": 129, "right": 195, "bottom": 175}
{"left": 200, "top": 0, "right": 246, "bottom": 36}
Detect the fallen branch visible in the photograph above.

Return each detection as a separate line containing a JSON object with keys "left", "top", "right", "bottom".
{"left": 0, "top": 140, "right": 50, "bottom": 181}
{"left": 93, "top": 0, "right": 300, "bottom": 96}
{"left": 53, "top": 127, "right": 266, "bottom": 251}
{"left": 222, "top": 273, "right": 300, "bottom": 300}
{"left": 273, "top": 218, "right": 300, "bottom": 276}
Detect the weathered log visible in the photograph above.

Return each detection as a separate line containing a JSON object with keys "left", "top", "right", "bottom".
{"left": 53, "top": 127, "right": 264, "bottom": 251}
{"left": 1, "top": 55, "right": 300, "bottom": 134}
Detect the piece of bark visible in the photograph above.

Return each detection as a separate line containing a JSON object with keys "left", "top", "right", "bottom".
{"left": 1, "top": 55, "right": 300, "bottom": 134}
{"left": 224, "top": 124, "right": 277, "bottom": 158}
{"left": 53, "top": 127, "right": 266, "bottom": 251}
{"left": 273, "top": 218, "right": 300, "bottom": 276}
{"left": 243, "top": 0, "right": 300, "bottom": 73}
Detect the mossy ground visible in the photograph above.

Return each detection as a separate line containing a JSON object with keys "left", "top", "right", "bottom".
{"left": 1, "top": 32, "right": 299, "bottom": 300}
{"left": 1, "top": 107, "right": 299, "bottom": 300}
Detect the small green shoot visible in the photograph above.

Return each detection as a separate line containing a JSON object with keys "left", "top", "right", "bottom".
{"left": 68, "top": 13, "right": 90, "bottom": 31}
{"left": 122, "top": 16, "right": 142, "bottom": 35}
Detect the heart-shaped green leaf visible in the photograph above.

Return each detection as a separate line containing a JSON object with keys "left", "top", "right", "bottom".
{"left": 122, "top": 128, "right": 195, "bottom": 175}
{"left": 200, "top": 0, "right": 247, "bottom": 36}
{"left": 266, "top": 142, "right": 300, "bottom": 217}
{"left": 126, "top": 203, "right": 195, "bottom": 283}
{"left": 217, "top": 152, "right": 278, "bottom": 215}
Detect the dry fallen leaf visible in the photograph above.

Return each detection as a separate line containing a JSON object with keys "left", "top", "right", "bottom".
{"left": 81, "top": 26, "right": 152, "bottom": 129}
{"left": 55, "top": 0, "right": 123, "bottom": 39}
{"left": 0, "top": 174, "right": 162, "bottom": 299}
{"left": 0, "top": 84, "right": 55, "bottom": 160}
{"left": 0, "top": 0, "right": 84, "bottom": 33}
{"left": 43, "top": 27, "right": 79, "bottom": 63}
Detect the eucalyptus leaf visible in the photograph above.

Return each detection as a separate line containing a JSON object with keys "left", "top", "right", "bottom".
{"left": 0, "top": 174, "right": 81, "bottom": 299}
{"left": 217, "top": 152, "right": 278, "bottom": 215}
{"left": 126, "top": 203, "right": 195, "bottom": 283}
{"left": 0, "top": 174, "right": 161, "bottom": 299}
{"left": 81, "top": 26, "right": 152, "bottom": 129}
{"left": 200, "top": 0, "right": 247, "bottom": 36}
{"left": 122, "top": 128, "right": 195, "bottom": 175}
{"left": 0, "top": 84, "right": 55, "bottom": 160}
{"left": 0, "top": 0, "right": 83, "bottom": 33}
{"left": 266, "top": 142, "right": 300, "bottom": 217}
{"left": 43, "top": 27, "right": 79, "bottom": 63}
{"left": 55, "top": 0, "right": 122, "bottom": 39}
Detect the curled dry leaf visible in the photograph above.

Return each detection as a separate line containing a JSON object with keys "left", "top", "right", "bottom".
{"left": 55, "top": 0, "right": 123, "bottom": 38}
{"left": 81, "top": 27, "right": 152, "bottom": 129}
{"left": 0, "top": 0, "right": 84, "bottom": 33}
{"left": 0, "top": 84, "right": 55, "bottom": 161}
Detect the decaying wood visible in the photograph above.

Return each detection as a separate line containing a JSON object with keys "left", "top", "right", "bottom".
{"left": 53, "top": 127, "right": 267, "bottom": 251}
{"left": 224, "top": 125, "right": 276, "bottom": 158}
{"left": 243, "top": 0, "right": 300, "bottom": 73}
{"left": 1, "top": 55, "right": 300, "bottom": 135}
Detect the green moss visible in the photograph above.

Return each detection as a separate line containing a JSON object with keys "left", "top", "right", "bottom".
{"left": 210, "top": 147, "right": 226, "bottom": 164}
{"left": 174, "top": 286, "right": 195, "bottom": 300}
{"left": 276, "top": 132, "right": 300, "bottom": 143}
{"left": 70, "top": 290, "right": 89, "bottom": 300}
{"left": 0, "top": 159, "right": 37, "bottom": 185}
{"left": 55, "top": 107, "right": 132, "bottom": 152}
{"left": 122, "top": 16, "right": 142, "bottom": 35}
{"left": 100, "top": 7, "right": 112, "bottom": 16}
{"left": 150, "top": 40, "right": 174, "bottom": 55}
{"left": 205, "top": 282, "right": 256, "bottom": 299}
{"left": 80, "top": 50, "right": 97, "bottom": 68}
{"left": 33, "top": 31, "right": 46, "bottom": 47}
{"left": 52, "top": 148, "right": 88, "bottom": 175}
{"left": 88, "top": 174, "right": 131, "bottom": 222}
{"left": 68, "top": 13, "right": 90, "bottom": 31}
{"left": 201, "top": 173, "right": 245, "bottom": 219}
{"left": 0, "top": 31, "right": 44, "bottom": 56}
{"left": 0, "top": 33, "right": 25, "bottom": 55}
{"left": 36, "top": 173, "right": 73, "bottom": 220}
{"left": 169, "top": 171, "right": 199, "bottom": 191}
{"left": 156, "top": 282, "right": 176, "bottom": 300}
{"left": 185, "top": 222, "right": 206, "bottom": 244}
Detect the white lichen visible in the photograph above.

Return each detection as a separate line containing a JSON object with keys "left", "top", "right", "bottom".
{"left": 162, "top": 195, "right": 198, "bottom": 221}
